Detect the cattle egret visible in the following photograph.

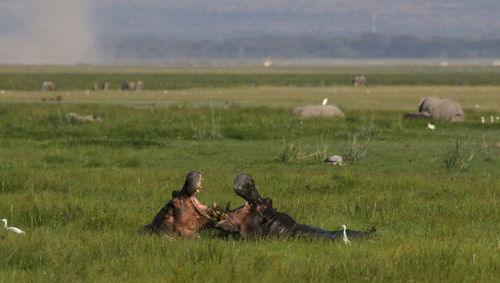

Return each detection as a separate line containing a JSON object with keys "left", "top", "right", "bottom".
{"left": 481, "top": 116, "right": 485, "bottom": 123}
{"left": 322, "top": 98, "right": 328, "bottom": 106}
{"left": 2, "top": 219, "right": 25, "bottom": 234}
{"left": 324, "top": 155, "right": 347, "bottom": 167}
{"left": 342, "top": 225, "right": 351, "bottom": 245}
{"left": 427, "top": 123, "right": 436, "bottom": 131}
{"left": 491, "top": 116, "right": 495, "bottom": 123}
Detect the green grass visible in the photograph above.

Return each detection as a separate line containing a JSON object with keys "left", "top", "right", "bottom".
{"left": 2, "top": 64, "right": 500, "bottom": 90}
{"left": 0, "top": 72, "right": 499, "bottom": 281}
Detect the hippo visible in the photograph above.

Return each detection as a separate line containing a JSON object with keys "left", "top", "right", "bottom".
{"left": 216, "top": 174, "right": 377, "bottom": 241}
{"left": 141, "top": 171, "right": 220, "bottom": 238}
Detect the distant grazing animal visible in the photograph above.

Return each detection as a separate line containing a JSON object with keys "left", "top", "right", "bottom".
{"left": 2, "top": 218, "right": 25, "bottom": 234}
{"left": 352, "top": 75, "right": 366, "bottom": 86}
{"left": 41, "top": 81, "right": 56, "bottom": 91}
{"left": 325, "top": 155, "right": 347, "bottom": 167}
{"left": 136, "top": 81, "right": 144, "bottom": 91}
{"left": 121, "top": 81, "right": 135, "bottom": 91}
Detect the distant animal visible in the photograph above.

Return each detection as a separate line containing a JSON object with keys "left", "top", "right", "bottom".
{"left": 427, "top": 123, "right": 436, "bottom": 130}
{"left": 92, "top": 84, "right": 99, "bottom": 91}
{"left": 405, "top": 97, "right": 464, "bottom": 122}
{"left": 292, "top": 105, "right": 345, "bottom": 118}
{"left": 41, "top": 81, "right": 56, "bottom": 91}
{"left": 136, "top": 81, "right": 144, "bottom": 91}
{"left": 352, "top": 75, "right": 366, "bottom": 86}
{"left": 322, "top": 98, "right": 328, "bottom": 106}
{"left": 69, "top": 112, "right": 102, "bottom": 123}
{"left": 102, "top": 82, "right": 109, "bottom": 91}
{"left": 121, "top": 81, "right": 135, "bottom": 91}
{"left": 325, "top": 155, "right": 347, "bottom": 167}
{"left": 2, "top": 218, "right": 25, "bottom": 234}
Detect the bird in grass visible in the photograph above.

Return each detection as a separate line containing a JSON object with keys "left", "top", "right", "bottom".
{"left": 322, "top": 98, "right": 328, "bottom": 106}
{"left": 342, "top": 225, "right": 351, "bottom": 245}
{"left": 2, "top": 218, "right": 25, "bottom": 234}
{"left": 427, "top": 122, "right": 436, "bottom": 130}
{"left": 324, "top": 155, "right": 347, "bottom": 167}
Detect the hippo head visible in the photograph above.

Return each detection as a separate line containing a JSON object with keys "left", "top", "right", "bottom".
{"left": 215, "top": 174, "right": 275, "bottom": 238}
{"left": 181, "top": 170, "right": 202, "bottom": 197}
{"left": 233, "top": 174, "right": 264, "bottom": 205}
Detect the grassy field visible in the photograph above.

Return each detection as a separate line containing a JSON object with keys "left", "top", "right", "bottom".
{"left": 2, "top": 64, "right": 500, "bottom": 91}
{"left": 0, "top": 66, "right": 499, "bottom": 282}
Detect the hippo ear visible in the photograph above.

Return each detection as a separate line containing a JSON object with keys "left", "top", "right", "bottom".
{"left": 215, "top": 219, "right": 239, "bottom": 232}
{"left": 256, "top": 203, "right": 268, "bottom": 212}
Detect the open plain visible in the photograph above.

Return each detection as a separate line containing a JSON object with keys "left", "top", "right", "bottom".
{"left": 0, "top": 65, "right": 499, "bottom": 282}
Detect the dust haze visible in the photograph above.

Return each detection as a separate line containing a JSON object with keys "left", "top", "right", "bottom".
{"left": 0, "top": 0, "right": 98, "bottom": 64}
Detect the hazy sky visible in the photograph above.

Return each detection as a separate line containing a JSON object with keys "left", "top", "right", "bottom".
{"left": 0, "top": 0, "right": 499, "bottom": 63}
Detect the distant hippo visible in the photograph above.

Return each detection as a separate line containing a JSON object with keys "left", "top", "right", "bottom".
{"left": 216, "top": 174, "right": 377, "bottom": 241}
{"left": 405, "top": 97, "right": 464, "bottom": 121}
{"left": 141, "top": 171, "right": 218, "bottom": 238}
{"left": 291, "top": 105, "right": 345, "bottom": 118}
{"left": 41, "top": 81, "right": 56, "bottom": 91}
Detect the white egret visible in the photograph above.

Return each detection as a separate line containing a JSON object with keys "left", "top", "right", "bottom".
{"left": 2, "top": 218, "right": 25, "bottom": 234}
{"left": 481, "top": 116, "right": 485, "bottom": 123}
{"left": 427, "top": 123, "right": 436, "bottom": 130}
{"left": 342, "top": 225, "right": 351, "bottom": 245}
{"left": 322, "top": 98, "right": 328, "bottom": 106}
{"left": 491, "top": 116, "right": 494, "bottom": 123}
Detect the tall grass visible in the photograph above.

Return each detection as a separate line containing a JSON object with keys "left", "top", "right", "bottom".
{"left": 341, "top": 133, "right": 371, "bottom": 163}
{"left": 444, "top": 137, "right": 474, "bottom": 170}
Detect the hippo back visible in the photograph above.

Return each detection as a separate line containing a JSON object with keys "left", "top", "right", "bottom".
{"left": 291, "top": 105, "right": 345, "bottom": 118}
{"left": 431, "top": 99, "right": 464, "bottom": 121}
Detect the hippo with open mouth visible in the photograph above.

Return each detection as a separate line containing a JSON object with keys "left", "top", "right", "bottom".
{"left": 215, "top": 174, "right": 377, "bottom": 241}
{"left": 141, "top": 171, "right": 218, "bottom": 238}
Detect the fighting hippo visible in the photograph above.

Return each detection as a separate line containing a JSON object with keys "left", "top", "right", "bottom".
{"left": 216, "top": 174, "right": 377, "bottom": 241}
{"left": 141, "top": 171, "right": 220, "bottom": 238}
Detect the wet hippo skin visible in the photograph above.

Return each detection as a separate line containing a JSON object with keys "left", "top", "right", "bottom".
{"left": 216, "top": 174, "right": 377, "bottom": 241}
{"left": 141, "top": 171, "right": 216, "bottom": 238}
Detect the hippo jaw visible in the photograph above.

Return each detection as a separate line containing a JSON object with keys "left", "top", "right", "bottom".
{"left": 233, "top": 174, "right": 264, "bottom": 205}
{"left": 182, "top": 170, "right": 203, "bottom": 197}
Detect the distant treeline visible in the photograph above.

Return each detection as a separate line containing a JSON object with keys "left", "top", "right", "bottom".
{"left": 2, "top": 72, "right": 500, "bottom": 91}
{"left": 104, "top": 34, "right": 500, "bottom": 59}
